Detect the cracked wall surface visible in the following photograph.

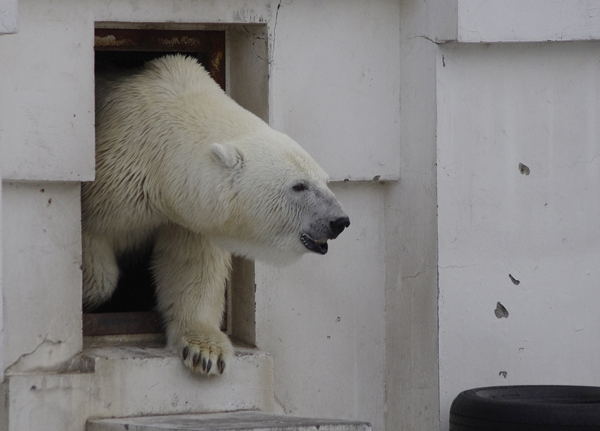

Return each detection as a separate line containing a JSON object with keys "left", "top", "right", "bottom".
{"left": 0, "top": 1, "right": 399, "bottom": 430}
{"left": 438, "top": 41, "right": 600, "bottom": 430}
{"left": 3, "top": 182, "right": 83, "bottom": 373}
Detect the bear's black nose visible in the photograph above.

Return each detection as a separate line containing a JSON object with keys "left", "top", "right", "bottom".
{"left": 330, "top": 216, "right": 350, "bottom": 236}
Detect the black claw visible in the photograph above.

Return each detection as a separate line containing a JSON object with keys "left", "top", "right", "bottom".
{"left": 182, "top": 346, "right": 189, "bottom": 361}
{"left": 218, "top": 359, "right": 225, "bottom": 374}
{"left": 192, "top": 353, "right": 200, "bottom": 367}
{"left": 206, "top": 359, "right": 212, "bottom": 373}
{"left": 202, "top": 358, "right": 207, "bottom": 372}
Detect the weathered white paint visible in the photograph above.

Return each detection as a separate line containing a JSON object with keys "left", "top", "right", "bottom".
{"left": 0, "top": 0, "right": 17, "bottom": 34}
{"left": 0, "top": 1, "right": 11, "bottom": 387}
{"left": 0, "top": 0, "right": 400, "bottom": 182}
{"left": 387, "top": 1, "right": 441, "bottom": 429}
{"left": 0, "top": 178, "right": 2, "bottom": 384}
{"left": 438, "top": 42, "right": 600, "bottom": 430}
{"left": 0, "top": 178, "right": 3, "bottom": 383}
{"left": 267, "top": 1, "right": 400, "bottom": 181}
{"left": 94, "top": 0, "right": 401, "bottom": 181}
{"left": 404, "top": 0, "right": 457, "bottom": 43}
{"left": 255, "top": 182, "right": 386, "bottom": 431}
{"left": 12, "top": 1, "right": 598, "bottom": 430}
{"left": 0, "top": 0, "right": 95, "bottom": 181}
{"left": 408, "top": 0, "right": 600, "bottom": 43}
{"left": 456, "top": 0, "right": 600, "bottom": 43}
{"left": 0, "top": 0, "right": 399, "bottom": 430}
{"left": 1, "top": 346, "right": 274, "bottom": 431}
{"left": 2, "top": 182, "right": 82, "bottom": 373}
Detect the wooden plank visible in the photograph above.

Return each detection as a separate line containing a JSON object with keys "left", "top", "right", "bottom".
{"left": 83, "top": 311, "right": 163, "bottom": 336}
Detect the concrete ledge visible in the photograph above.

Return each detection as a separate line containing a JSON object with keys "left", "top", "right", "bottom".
{"left": 87, "top": 411, "right": 372, "bottom": 431}
{"left": 456, "top": 0, "right": 600, "bottom": 43}
{"left": 83, "top": 344, "right": 276, "bottom": 416}
{"left": 3, "top": 346, "right": 275, "bottom": 431}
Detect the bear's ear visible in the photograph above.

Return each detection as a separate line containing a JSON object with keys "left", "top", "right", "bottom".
{"left": 210, "top": 143, "right": 244, "bottom": 170}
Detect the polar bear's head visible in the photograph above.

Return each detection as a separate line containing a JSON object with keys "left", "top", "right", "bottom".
{"left": 207, "top": 132, "right": 350, "bottom": 265}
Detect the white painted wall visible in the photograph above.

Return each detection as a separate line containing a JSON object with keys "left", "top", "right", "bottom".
{"left": 256, "top": 182, "right": 387, "bottom": 431}
{"left": 0, "top": 0, "right": 400, "bottom": 430}
{"left": 456, "top": 0, "right": 600, "bottom": 43}
{"left": 2, "top": 0, "right": 404, "bottom": 180}
{"left": 0, "top": 0, "right": 18, "bottom": 34}
{"left": 268, "top": 1, "right": 400, "bottom": 181}
{"left": 9, "top": 1, "right": 599, "bottom": 430}
{"left": 0, "top": 0, "right": 17, "bottom": 389}
{"left": 437, "top": 42, "right": 600, "bottom": 430}
{"left": 389, "top": 1, "right": 441, "bottom": 430}
{"left": 423, "top": 0, "right": 600, "bottom": 43}
{"left": 2, "top": 182, "right": 82, "bottom": 373}
{"left": 0, "top": 0, "right": 95, "bottom": 181}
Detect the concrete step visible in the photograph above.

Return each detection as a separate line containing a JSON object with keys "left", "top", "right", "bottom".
{"left": 2, "top": 343, "right": 277, "bottom": 431}
{"left": 81, "top": 342, "right": 276, "bottom": 415}
{"left": 87, "top": 411, "right": 372, "bottom": 431}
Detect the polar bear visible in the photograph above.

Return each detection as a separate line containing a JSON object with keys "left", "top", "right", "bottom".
{"left": 82, "top": 55, "right": 350, "bottom": 375}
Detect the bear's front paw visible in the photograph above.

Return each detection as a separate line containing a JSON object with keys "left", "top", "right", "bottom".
{"left": 178, "top": 327, "right": 233, "bottom": 375}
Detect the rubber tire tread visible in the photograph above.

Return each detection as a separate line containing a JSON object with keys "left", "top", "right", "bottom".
{"left": 450, "top": 385, "right": 600, "bottom": 431}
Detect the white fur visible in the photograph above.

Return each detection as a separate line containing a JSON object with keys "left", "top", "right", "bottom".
{"left": 82, "top": 55, "right": 348, "bottom": 376}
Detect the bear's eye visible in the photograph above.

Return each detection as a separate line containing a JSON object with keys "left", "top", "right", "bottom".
{"left": 292, "top": 183, "right": 308, "bottom": 192}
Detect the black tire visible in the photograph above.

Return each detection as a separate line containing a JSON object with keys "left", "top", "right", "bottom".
{"left": 450, "top": 385, "right": 600, "bottom": 430}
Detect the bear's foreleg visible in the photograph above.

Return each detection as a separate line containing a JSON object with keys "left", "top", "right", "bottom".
{"left": 82, "top": 234, "right": 120, "bottom": 310}
{"left": 152, "top": 223, "right": 233, "bottom": 375}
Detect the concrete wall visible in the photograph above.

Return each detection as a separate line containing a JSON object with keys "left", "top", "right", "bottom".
{"left": 6, "top": 0, "right": 598, "bottom": 430}
{"left": 435, "top": 3, "right": 600, "bottom": 430}
{"left": 0, "top": 0, "right": 95, "bottom": 181}
{"left": 0, "top": 1, "right": 402, "bottom": 430}
{"left": 256, "top": 181, "right": 387, "bottom": 430}
{"left": 395, "top": 2, "right": 600, "bottom": 429}
{"left": 0, "top": 0, "right": 18, "bottom": 388}
{"left": 3, "top": 182, "right": 83, "bottom": 374}
{"left": 454, "top": 0, "right": 600, "bottom": 43}
{"left": 437, "top": 40, "right": 600, "bottom": 430}
{"left": 423, "top": 0, "right": 600, "bottom": 43}
{"left": 0, "top": 0, "right": 18, "bottom": 34}
{"left": 389, "top": 1, "right": 441, "bottom": 429}
{"left": 267, "top": 1, "right": 400, "bottom": 181}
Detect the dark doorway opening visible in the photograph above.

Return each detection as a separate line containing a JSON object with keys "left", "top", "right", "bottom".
{"left": 84, "top": 27, "right": 226, "bottom": 337}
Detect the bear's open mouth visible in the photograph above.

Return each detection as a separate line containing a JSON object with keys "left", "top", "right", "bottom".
{"left": 300, "top": 234, "right": 328, "bottom": 255}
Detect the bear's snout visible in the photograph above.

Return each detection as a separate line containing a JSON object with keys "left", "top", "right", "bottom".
{"left": 329, "top": 216, "right": 350, "bottom": 238}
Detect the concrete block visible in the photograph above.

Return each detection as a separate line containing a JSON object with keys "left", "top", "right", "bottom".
{"left": 87, "top": 411, "right": 372, "bottom": 431}
{"left": 85, "top": 345, "right": 276, "bottom": 417}
{"left": 3, "top": 181, "right": 83, "bottom": 373}
{"left": 2, "top": 346, "right": 275, "bottom": 431}
{"left": 0, "top": 0, "right": 95, "bottom": 181}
